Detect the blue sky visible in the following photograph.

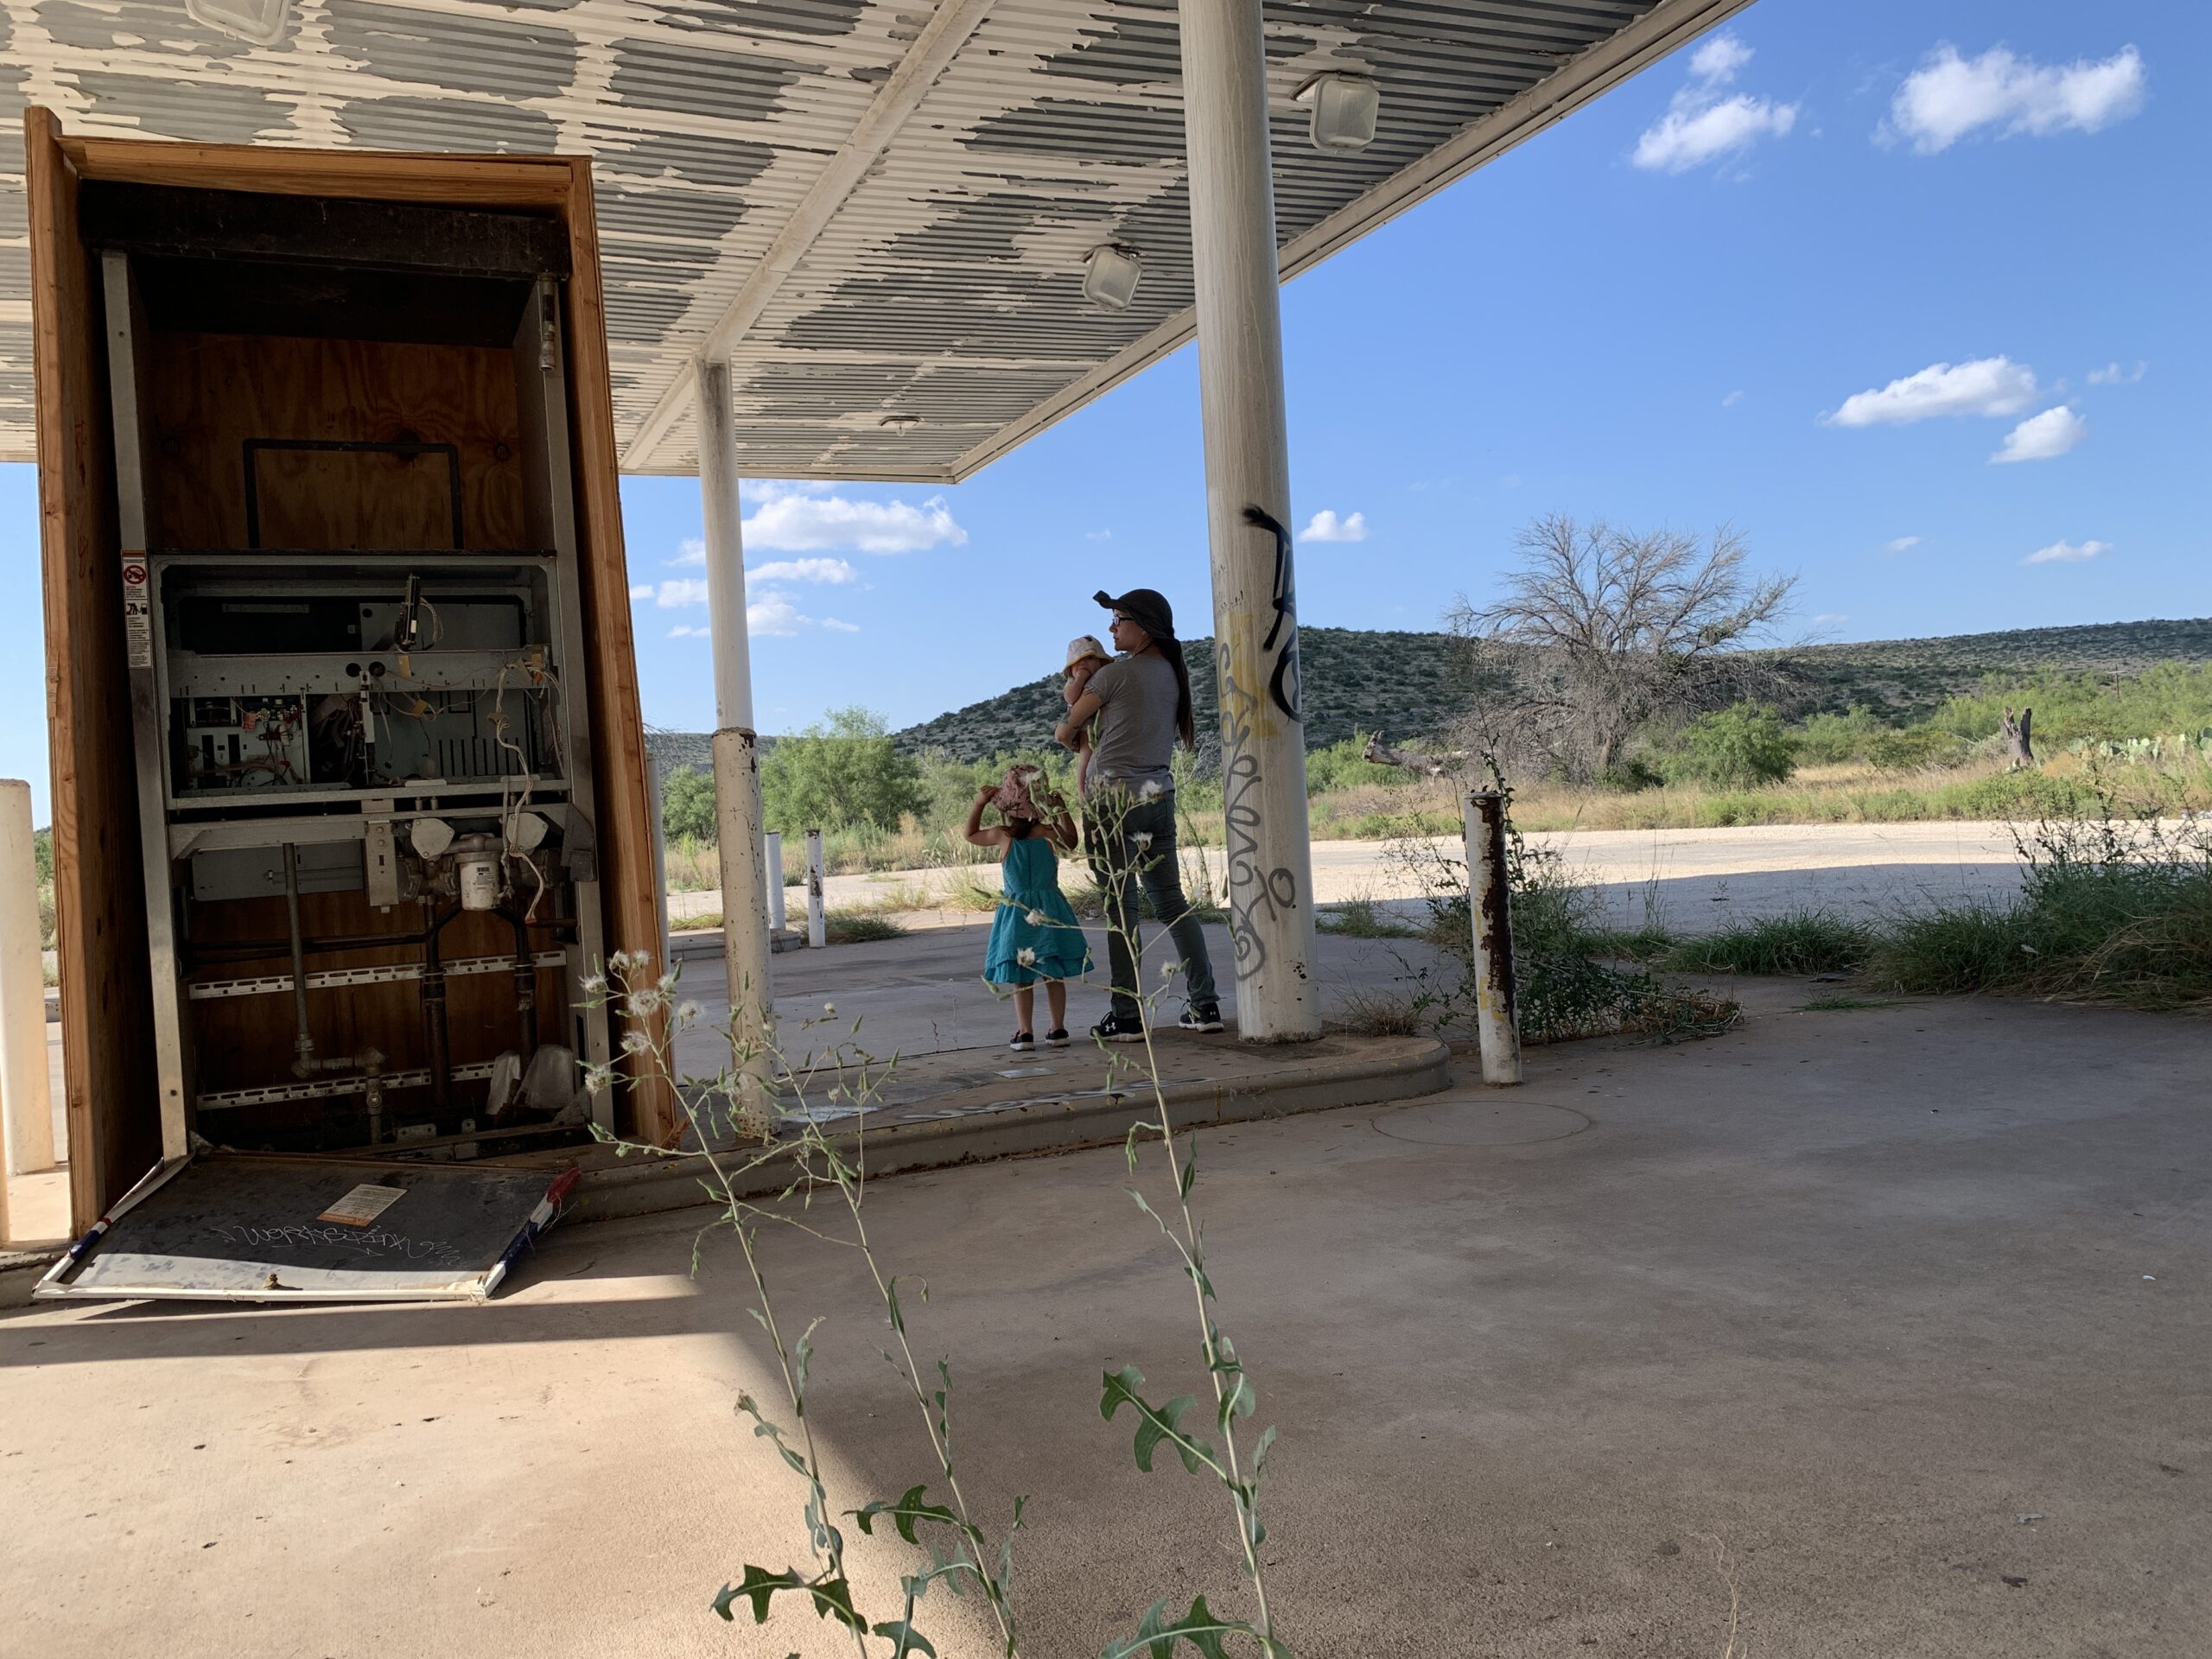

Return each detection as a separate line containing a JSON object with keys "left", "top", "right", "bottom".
{"left": 3, "top": 0, "right": 2207, "bottom": 818}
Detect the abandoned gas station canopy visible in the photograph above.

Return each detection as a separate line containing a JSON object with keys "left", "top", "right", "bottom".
{"left": 0, "top": 0, "right": 1746, "bottom": 484}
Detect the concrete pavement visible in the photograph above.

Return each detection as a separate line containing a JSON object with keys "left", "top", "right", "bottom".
{"left": 3, "top": 979, "right": 2206, "bottom": 1656}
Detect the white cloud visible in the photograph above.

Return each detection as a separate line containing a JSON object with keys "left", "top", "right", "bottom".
{"left": 2023, "top": 539, "right": 2112, "bottom": 566}
{"left": 1084, "top": 528, "right": 1113, "bottom": 542}
{"left": 820, "top": 618, "right": 861, "bottom": 634}
{"left": 747, "top": 557, "right": 858, "bottom": 586}
{"left": 1689, "top": 33, "right": 1755, "bottom": 84}
{"left": 656, "top": 578, "right": 710, "bottom": 608}
{"left": 668, "top": 624, "right": 709, "bottom": 639}
{"left": 1885, "top": 535, "right": 1923, "bottom": 553}
{"left": 1991, "top": 404, "right": 2088, "bottom": 464}
{"left": 1885, "top": 44, "right": 2146, "bottom": 153}
{"left": 747, "top": 593, "right": 805, "bottom": 636}
{"left": 1810, "top": 613, "right": 1849, "bottom": 626}
{"left": 1824, "top": 355, "right": 2037, "bottom": 426}
{"left": 2087, "top": 359, "right": 2147, "bottom": 385}
{"left": 672, "top": 537, "right": 705, "bottom": 566}
{"left": 1721, "top": 389, "right": 1745, "bottom": 408}
{"left": 1634, "top": 35, "right": 1798, "bottom": 174}
{"left": 1299, "top": 509, "right": 1368, "bottom": 543}
{"left": 628, "top": 583, "right": 653, "bottom": 601}
{"left": 742, "top": 482, "right": 966, "bottom": 555}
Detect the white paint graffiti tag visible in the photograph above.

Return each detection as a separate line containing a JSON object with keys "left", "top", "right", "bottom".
{"left": 210, "top": 1223, "right": 464, "bottom": 1268}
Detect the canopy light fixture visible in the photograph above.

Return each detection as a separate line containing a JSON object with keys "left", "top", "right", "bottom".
{"left": 187, "top": 0, "right": 293, "bottom": 45}
{"left": 1083, "top": 243, "right": 1143, "bottom": 312}
{"left": 880, "top": 413, "right": 922, "bottom": 429}
{"left": 1297, "top": 73, "right": 1380, "bottom": 153}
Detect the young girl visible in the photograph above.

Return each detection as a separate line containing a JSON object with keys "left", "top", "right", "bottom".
{"left": 965, "top": 766, "right": 1091, "bottom": 1051}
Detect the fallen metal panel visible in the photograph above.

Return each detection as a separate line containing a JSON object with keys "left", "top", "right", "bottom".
{"left": 35, "top": 1152, "right": 579, "bottom": 1304}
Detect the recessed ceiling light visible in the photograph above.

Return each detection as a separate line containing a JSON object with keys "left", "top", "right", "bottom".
{"left": 1297, "top": 73, "right": 1380, "bottom": 153}
{"left": 187, "top": 0, "right": 293, "bottom": 46}
{"left": 1083, "top": 244, "right": 1143, "bottom": 312}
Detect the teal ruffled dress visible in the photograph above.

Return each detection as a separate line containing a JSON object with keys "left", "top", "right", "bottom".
{"left": 985, "top": 833, "right": 1092, "bottom": 986}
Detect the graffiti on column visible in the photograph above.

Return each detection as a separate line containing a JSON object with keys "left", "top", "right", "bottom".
{"left": 1218, "top": 653, "right": 1298, "bottom": 987}
{"left": 1240, "top": 505, "right": 1303, "bottom": 725}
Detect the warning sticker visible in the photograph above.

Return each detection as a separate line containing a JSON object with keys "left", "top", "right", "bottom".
{"left": 120, "top": 561, "right": 148, "bottom": 590}
{"left": 318, "top": 1183, "right": 410, "bottom": 1227}
{"left": 123, "top": 598, "right": 153, "bottom": 669}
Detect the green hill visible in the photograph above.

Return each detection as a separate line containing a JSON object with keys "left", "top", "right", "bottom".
{"left": 643, "top": 617, "right": 2212, "bottom": 770}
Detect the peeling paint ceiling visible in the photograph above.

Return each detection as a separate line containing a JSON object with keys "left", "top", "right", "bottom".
{"left": 0, "top": 0, "right": 1751, "bottom": 481}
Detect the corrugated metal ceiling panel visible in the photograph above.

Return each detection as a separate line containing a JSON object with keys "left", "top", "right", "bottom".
{"left": 0, "top": 0, "right": 1744, "bottom": 477}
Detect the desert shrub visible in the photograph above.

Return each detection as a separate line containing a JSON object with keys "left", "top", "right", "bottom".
{"left": 1305, "top": 734, "right": 1417, "bottom": 795}
{"left": 1794, "top": 704, "right": 1886, "bottom": 766}
{"left": 1866, "top": 810, "right": 2211, "bottom": 1007}
{"left": 1867, "top": 727, "right": 1968, "bottom": 771}
{"left": 1666, "top": 910, "right": 1873, "bottom": 976}
{"left": 660, "top": 764, "right": 719, "bottom": 842}
{"left": 1927, "top": 663, "right": 2212, "bottom": 747}
{"left": 1959, "top": 770, "right": 2099, "bottom": 818}
{"left": 1654, "top": 702, "right": 1797, "bottom": 789}
{"left": 1597, "top": 756, "right": 1665, "bottom": 792}
{"left": 760, "top": 707, "right": 925, "bottom": 834}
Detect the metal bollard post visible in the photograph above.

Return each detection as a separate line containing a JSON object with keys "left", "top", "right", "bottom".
{"left": 804, "top": 830, "right": 827, "bottom": 949}
{"left": 1465, "top": 790, "right": 1522, "bottom": 1086}
{"left": 764, "top": 831, "right": 786, "bottom": 932}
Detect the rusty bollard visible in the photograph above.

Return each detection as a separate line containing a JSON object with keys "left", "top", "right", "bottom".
{"left": 1465, "top": 791, "right": 1522, "bottom": 1085}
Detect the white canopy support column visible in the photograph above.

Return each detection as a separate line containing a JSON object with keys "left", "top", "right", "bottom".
{"left": 1178, "top": 0, "right": 1320, "bottom": 1042}
{"left": 696, "top": 358, "right": 778, "bottom": 1105}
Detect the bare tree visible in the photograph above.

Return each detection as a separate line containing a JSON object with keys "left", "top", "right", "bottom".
{"left": 1446, "top": 516, "right": 1795, "bottom": 782}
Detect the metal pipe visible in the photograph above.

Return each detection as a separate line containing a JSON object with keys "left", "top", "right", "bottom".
{"left": 1465, "top": 791, "right": 1522, "bottom": 1086}
{"left": 419, "top": 900, "right": 458, "bottom": 1113}
{"left": 283, "top": 842, "right": 315, "bottom": 1077}
{"left": 1176, "top": 0, "right": 1320, "bottom": 1041}
{"left": 804, "top": 830, "right": 826, "bottom": 950}
{"left": 184, "top": 918, "right": 573, "bottom": 965}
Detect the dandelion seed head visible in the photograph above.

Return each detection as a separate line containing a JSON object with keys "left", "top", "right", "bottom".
{"left": 620, "top": 1030, "right": 652, "bottom": 1054}
{"left": 1132, "top": 832, "right": 1154, "bottom": 849}
{"left": 1018, "top": 947, "right": 1037, "bottom": 967}
{"left": 1026, "top": 909, "right": 1045, "bottom": 926}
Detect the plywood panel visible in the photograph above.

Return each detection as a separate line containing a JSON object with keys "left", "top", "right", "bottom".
{"left": 561, "top": 162, "right": 674, "bottom": 1142}
{"left": 27, "top": 108, "right": 163, "bottom": 1230}
{"left": 145, "top": 334, "right": 528, "bottom": 552}
{"left": 63, "top": 137, "right": 575, "bottom": 211}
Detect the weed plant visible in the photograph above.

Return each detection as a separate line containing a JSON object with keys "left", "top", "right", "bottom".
{"left": 1665, "top": 911, "right": 1874, "bottom": 976}
{"left": 585, "top": 785, "right": 1294, "bottom": 1656}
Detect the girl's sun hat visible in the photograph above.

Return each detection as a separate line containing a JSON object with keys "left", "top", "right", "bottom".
{"left": 992, "top": 763, "right": 1048, "bottom": 817}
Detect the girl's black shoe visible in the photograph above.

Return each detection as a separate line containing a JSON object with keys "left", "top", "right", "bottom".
{"left": 1044, "top": 1027, "right": 1070, "bottom": 1046}
{"left": 1008, "top": 1031, "right": 1034, "bottom": 1052}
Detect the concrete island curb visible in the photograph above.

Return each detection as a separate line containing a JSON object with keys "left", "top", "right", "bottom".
{"left": 566, "top": 1035, "right": 1453, "bottom": 1225}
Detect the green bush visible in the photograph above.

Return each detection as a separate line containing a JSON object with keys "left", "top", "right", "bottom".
{"left": 1927, "top": 663, "right": 2212, "bottom": 747}
{"left": 1597, "top": 756, "right": 1665, "bottom": 792}
{"left": 660, "top": 764, "right": 718, "bottom": 842}
{"left": 1304, "top": 734, "right": 1415, "bottom": 796}
{"left": 1666, "top": 910, "right": 1873, "bottom": 976}
{"left": 1656, "top": 702, "right": 1797, "bottom": 789}
{"left": 1866, "top": 727, "right": 1968, "bottom": 772}
{"left": 760, "top": 707, "right": 925, "bottom": 834}
{"left": 1794, "top": 704, "right": 1886, "bottom": 766}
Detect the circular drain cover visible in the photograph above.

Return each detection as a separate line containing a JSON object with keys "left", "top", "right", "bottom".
{"left": 1370, "top": 1095, "right": 1590, "bottom": 1147}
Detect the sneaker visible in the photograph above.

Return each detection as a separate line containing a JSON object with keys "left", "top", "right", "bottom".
{"left": 1178, "top": 1005, "right": 1225, "bottom": 1033}
{"left": 1090, "top": 1011, "right": 1147, "bottom": 1045}
{"left": 1008, "top": 1030, "right": 1034, "bottom": 1052}
{"left": 1044, "top": 1027, "right": 1070, "bottom": 1047}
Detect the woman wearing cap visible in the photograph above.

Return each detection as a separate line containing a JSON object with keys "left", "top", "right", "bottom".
{"left": 1053, "top": 588, "right": 1223, "bottom": 1041}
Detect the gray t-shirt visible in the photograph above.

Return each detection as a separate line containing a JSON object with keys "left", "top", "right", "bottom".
{"left": 1084, "top": 652, "right": 1179, "bottom": 798}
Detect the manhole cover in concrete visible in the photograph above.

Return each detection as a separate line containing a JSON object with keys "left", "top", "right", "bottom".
{"left": 1370, "top": 1095, "right": 1590, "bottom": 1147}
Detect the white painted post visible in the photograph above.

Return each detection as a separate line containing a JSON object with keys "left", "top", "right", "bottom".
{"left": 1177, "top": 0, "right": 1320, "bottom": 1042}
{"left": 696, "top": 358, "right": 776, "bottom": 1091}
{"left": 1465, "top": 791, "right": 1522, "bottom": 1086}
{"left": 0, "top": 781, "right": 55, "bottom": 1180}
{"left": 804, "top": 830, "right": 827, "bottom": 949}
{"left": 764, "top": 831, "right": 786, "bottom": 932}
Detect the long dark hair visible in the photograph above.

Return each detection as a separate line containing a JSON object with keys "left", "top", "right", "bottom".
{"left": 1158, "top": 637, "right": 1197, "bottom": 750}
